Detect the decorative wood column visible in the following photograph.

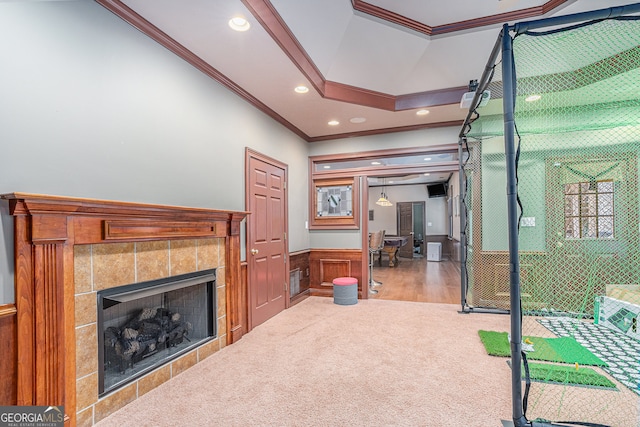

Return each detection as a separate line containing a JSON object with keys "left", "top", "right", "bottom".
{"left": 226, "top": 213, "right": 247, "bottom": 344}
{"left": 1, "top": 193, "right": 247, "bottom": 427}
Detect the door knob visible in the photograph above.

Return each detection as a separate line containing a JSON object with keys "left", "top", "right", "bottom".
{"left": 251, "top": 248, "right": 259, "bottom": 255}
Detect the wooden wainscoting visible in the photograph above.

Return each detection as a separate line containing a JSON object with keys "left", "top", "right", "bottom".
{"left": 240, "top": 261, "right": 248, "bottom": 335}
{"left": 289, "top": 250, "right": 311, "bottom": 305}
{"left": 473, "top": 251, "right": 548, "bottom": 310}
{"left": 0, "top": 304, "right": 17, "bottom": 405}
{"left": 309, "top": 249, "right": 363, "bottom": 298}
{"left": 450, "top": 238, "right": 461, "bottom": 263}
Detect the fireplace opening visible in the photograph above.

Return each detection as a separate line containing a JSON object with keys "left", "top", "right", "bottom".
{"left": 97, "top": 269, "right": 216, "bottom": 396}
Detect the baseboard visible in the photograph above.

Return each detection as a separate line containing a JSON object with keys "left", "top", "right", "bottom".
{"left": 290, "top": 289, "right": 311, "bottom": 306}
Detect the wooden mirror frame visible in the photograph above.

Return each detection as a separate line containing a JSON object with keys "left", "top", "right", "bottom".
{"left": 309, "top": 177, "right": 360, "bottom": 229}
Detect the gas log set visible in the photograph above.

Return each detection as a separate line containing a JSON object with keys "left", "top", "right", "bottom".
{"left": 104, "top": 307, "right": 193, "bottom": 373}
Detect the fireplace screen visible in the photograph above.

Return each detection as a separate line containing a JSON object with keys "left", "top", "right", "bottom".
{"left": 97, "top": 269, "right": 216, "bottom": 395}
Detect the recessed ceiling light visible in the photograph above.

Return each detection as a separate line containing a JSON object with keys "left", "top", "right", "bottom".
{"left": 525, "top": 94, "right": 541, "bottom": 102}
{"left": 424, "top": 173, "right": 430, "bottom": 176}
{"left": 294, "top": 86, "right": 309, "bottom": 94}
{"left": 328, "top": 120, "right": 339, "bottom": 126}
{"left": 424, "top": 157, "right": 432, "bottom": 161}
{"left": 350, "top": 117, "right": 366, "bottom": 124}
{"left": 416, "top": 109, "right": 430, "bottom": 116}
{"left": 371, "top": 161, "right": 381, "bottom": 165}
{"left": 323, "top": 165, "right": 331, "bottom": 169}
{"left": 229, "top": 16, "right": 250, "bottom": 32}
{"left": 389, "top": 181, "right": 394, "bottom": 184}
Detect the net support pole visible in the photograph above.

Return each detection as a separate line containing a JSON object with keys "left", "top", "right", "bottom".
{"left": 458, "top": 31, "right": 503, "bottom": 139}
{"left": 458, "top": 137, "right": 467, "bottom": 310}
{"left": 457, "top": 25, "right": 504, "bottom": 313}
{"left": 512, "top": 3, "right": 640, "bottom": 35}
{"left": 500, "top": 24, "right": 527, "bottom": 427}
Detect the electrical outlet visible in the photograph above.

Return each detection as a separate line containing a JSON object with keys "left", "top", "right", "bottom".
{"left": 521, "top": 217, "right": 535, "bottom": 227}
{"left": 305, "top": 267, "right": 309, "bottom": 276}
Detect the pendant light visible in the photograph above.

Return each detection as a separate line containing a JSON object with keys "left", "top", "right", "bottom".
{"left": 375, "top": 178, "right": 392, "bottom": 207}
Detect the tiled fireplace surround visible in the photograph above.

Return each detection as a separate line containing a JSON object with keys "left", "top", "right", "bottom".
{"left": 2, "top": 193, "right": 247, "bottom": 427}
{"left": 74, "top": 239, "right": 225, "bottom": 425}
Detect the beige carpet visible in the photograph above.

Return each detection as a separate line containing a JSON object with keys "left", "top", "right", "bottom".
{"left": 96, "top": 297, "right": 513, "bottom": 426}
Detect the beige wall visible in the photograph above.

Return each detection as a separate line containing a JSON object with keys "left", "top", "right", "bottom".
{"left": 0, "top": 1, "right": 309, "bottom": 304}
{"left": 307, "top": 127, "right": 460, "bottom": 250}
{"left": 367, "top": 184, "right": 448, "bottom": 236}
{"left": 0, "top": 1, "right": 462, "bottom": 304}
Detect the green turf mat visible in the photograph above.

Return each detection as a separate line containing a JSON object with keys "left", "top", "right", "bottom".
{"left": 521, "top": 362, "right": 617, "bottom": 390}
{"left": 478, "top": 330, "right": 607, "bottom": 366}
{"left": 544, "top": 336, "right": 607, "bottom": 367}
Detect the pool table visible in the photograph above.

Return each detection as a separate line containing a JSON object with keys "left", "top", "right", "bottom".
{"left": 379, "top": 235, "right": 410, "bottom": 267}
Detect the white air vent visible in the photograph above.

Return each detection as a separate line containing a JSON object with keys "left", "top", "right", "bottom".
{"left": 289, "top": 268, "right": 300, "bottom": 296}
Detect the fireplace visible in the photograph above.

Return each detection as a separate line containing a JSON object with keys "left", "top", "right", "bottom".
{"left": 3, "top": 193, "right": 247, "bottom": 425}
{"left": 97, "top": 269, "right": 216, "bottom": 395}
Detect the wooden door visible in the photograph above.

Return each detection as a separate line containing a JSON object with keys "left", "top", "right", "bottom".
{"left": 397, "top": 202, "right": 414, "bottom": 258}
{"left": 247, "top": 150, "right": 288, "bottom": 329}
{"left": 413, "top": 202, "right": 425, "bottom": 255}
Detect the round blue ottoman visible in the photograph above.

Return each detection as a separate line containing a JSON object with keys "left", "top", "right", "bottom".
{"left": 333, "top": 277, "right": 358, "bottom": 305}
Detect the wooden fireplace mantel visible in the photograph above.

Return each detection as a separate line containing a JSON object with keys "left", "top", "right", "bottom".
{"left": 1, "top": 193, "right": 248, "bottom": 426}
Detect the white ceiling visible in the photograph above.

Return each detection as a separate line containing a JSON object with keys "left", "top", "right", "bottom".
{"left": 102, "top": 0, "right": 636, "bottom": 141}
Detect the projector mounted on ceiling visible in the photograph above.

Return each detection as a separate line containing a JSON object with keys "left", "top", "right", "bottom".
{"left": 460, "top": 90, "right": 491, "bottom": 109}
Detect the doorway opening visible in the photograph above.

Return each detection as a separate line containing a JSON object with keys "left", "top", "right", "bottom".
{"left": 366, "top": 174, "right": 460, "bottom": 304}
{"left": 309, "top": 144, "right": 463, "bottom": 303}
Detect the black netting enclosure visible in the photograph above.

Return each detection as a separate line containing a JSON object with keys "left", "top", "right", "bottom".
{"left": 459, "top": 4, "right": 640, "bottom": 426}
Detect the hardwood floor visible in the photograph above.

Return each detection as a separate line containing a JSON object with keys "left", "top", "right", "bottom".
{"left": 368, "top": 255, "right": 461, "bottom": 304}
